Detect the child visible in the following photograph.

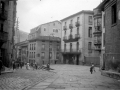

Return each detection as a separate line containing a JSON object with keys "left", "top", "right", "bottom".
{"left": 90, "top": 63, "right": 95, "bottom": 74}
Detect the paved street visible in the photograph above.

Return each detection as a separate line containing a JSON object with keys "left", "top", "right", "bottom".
{"left": 0, "top": 67, "right": 55, "bottom": 90}
{"left": 29, "top": 65, "right": 120, "bottom": 90}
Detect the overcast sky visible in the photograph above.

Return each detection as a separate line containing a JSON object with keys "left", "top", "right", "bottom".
{"left": 17, "top": 0, "right": 102, "bottom": 33}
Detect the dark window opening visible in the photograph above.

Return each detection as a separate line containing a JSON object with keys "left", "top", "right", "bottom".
{"left": 88, "top": 27, "right": 92, "bottom": 38}
{"left": 112, "top": 3, "right": 117, "bottom": 24}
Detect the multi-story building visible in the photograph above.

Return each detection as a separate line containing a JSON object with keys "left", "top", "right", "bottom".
{"left": 61, "top": 10, "right": 100, "bottom": 65}
{"left": 28, "top": 21, "right": 61, "bottom": 66}
{"left": 96, "top": 0, "right": 120, "bottom": 71}
{"left": 15, "top": 40, "right": 28, "bottom": 64}
{"left": 0, "top": 0, "right": 17, "bottom": 67}
{"left": 28, "top": 36, "right": 61, "bottom": 66}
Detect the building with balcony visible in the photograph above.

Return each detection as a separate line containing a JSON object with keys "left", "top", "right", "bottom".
{"left": 61, "top": 10, "right": 100, "bottom": 65}
{"left": 0, "top": 0, "right": 17, "bottom": 67}
{"left": 93, "top": 8, "right": 102, "bottom": 52}
{"left": 28, "top": 21, "right": 62, "bottom": 66}
{"left": 96, "top": 0, "right": 120, "bottom": 71}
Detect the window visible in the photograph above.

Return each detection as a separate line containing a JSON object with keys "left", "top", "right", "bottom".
{"left": 34, "top": 43, "right": 36, "bottom": 50}
{"left": 42, "top": 44, "right": 45, "bottom": 50}
{"left": 34, "top": 52, "right": 35, "bottom": 58}
{"left": 77, "top": 17, "right": 79, "bottom": 21}
{"left": 53, "top": 23, "right": 55, "bottom": 26}
{"left": 103, "top": 13, "right": 105, "bottom": 28}
{"left": 44, "top": 28, "right": 46, "bottom": 31}
{"left": 89, "top": 16, "right": 92, "bottom": 25}
{"left": 49, "top": 44, "right": 52, "bottom": 51}
{"left": 64, "top": 30, "right": 66, "bottom": 35}
{"left": 49, "top": 52, "right": 52, "bottom": 59}
{"left": 29, "top": 52, "right": 31, "bottom": 58}
{"left": 88, "top": 27, "right": 92, "bottom": 38}
{"left": 64, "top": 44, "right": 66, "bottom": 51}
{"left": 30, "top": 44, "right": 31, "bottom": 50}
{"left": 76, "top": 42, "right": 79, "bottom": 50}
{"left": 0, "top": 24, "right": 3, "bottom": 32}
{"left": 70, "top": 28, "right": 72, "bottom": 33}
{"left": 103, "top": 33, "right": 105, "bottom": 47}
{"left": 112, "top": 3, "right": 117, "bottom": 24}
{"left": 88, "top": 42, "right": 92, "bottom": 53}
{"left": 70, "top": 43, "right": 72, "bottom": 51}
{"left": 65, "top": 22, "right": 66, "bottom": 25}
{"left": 41, "top": 52, "right": 45, "bottom": 59}
{"left": 70, "top": 19, "right": 73, "bottom": 24}
{"left": 32, "top": 52, "right": 33, "bottom": 58}
{"left": 57, "top": 45, "right": 59, "bottom": 51}
{"left": 56, "top": 52, "right": 59, "bottom": 59}
{"left": 77, "top": 27, "right": 79, "bottom": 33}
{"left": 56, "top": 29, "right": 58, "bottom": 33}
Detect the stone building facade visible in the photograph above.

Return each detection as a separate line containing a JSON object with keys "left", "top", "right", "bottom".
{"left": 28, "top": 21, "right": 62, "bottom": 66}
{"left": 0, "top": 0, "right": 17, "bottom": 67}
{"left": 61, "top": 10, "right": 100, "bottom": 65}
{"left": 96, "top": 0, "right": 120, "bottom": 71}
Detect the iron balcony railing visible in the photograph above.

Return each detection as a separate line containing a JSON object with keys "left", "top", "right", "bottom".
{"left": 62, "top": 49, "right": 81, "bottom": 53}
{"left": 63, "top": 26, "right": 67, "bottom": 30}
{"left": 75, "top": 34, "right": 80, "bottom": 39}
{"left": 75, "top": 21, "right": 80, "bottom": 27}
{"left": 69, "top": 23, "right": 73, "bottom": 29}
{"left": 94, "top": 40, "right": 101, "bottom": 45}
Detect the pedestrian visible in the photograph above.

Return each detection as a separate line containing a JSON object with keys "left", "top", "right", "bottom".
{"left": 12, "top": 61, "right": 16, "bottom": 71}
{"left": 0, "top": 60, "right": 3, "bottom": 75}
{"left": 35, "top": 62, "right": 37, "bottom": 70}
{"left": 90, "top": 63, "right": 95, "bottom": 74}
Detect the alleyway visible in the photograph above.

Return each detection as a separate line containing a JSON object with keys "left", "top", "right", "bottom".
{"left": 30, "top": 65, "right": 120, "bottom": 90}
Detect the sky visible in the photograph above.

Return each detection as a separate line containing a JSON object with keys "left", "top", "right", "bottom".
{"left": 17, "top": 0, "right": 102, "bottom": 33}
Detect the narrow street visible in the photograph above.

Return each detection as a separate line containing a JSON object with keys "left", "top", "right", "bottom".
{"left": 29, "top": 65, "right": 120, "bottom": 90}
{"left": 0, "top": 65, "right": 120, "bottom": 90}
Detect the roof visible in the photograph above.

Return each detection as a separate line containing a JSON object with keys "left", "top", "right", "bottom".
{"left": 28, "top": 36, "right": 61, "bottom": 42}
{"left": 95, "top": 0, "right": 109, "bottom": 10}
{"left": 15, "top": 40, "right": 28, "bottom": 46}
{"left": 61, "top": 10, "right": 94, "bottom": 21}
{"left": 40, "top": 20, "right": 61, "bottom": 26}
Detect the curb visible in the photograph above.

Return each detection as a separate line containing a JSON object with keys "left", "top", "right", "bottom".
{"left": 101, "top": 70, "right": 120, "bottom": 80}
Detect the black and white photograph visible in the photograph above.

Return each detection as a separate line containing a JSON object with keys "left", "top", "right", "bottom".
{"left": 0, "top": 0, "right": 120, "bottom": 90}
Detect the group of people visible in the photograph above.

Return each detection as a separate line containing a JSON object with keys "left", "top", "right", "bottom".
{"left": 26, "top": 62, "right": 38, "bottom": 70}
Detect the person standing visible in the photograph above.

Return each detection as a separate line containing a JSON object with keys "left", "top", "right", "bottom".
{"left": 0, "top": 60, "right": 3, "bottom": 75}
{"left": 12, "top": 61, "right": 16, "bottom": 71}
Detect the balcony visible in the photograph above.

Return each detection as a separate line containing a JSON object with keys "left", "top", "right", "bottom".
{"left": 94, "top": 40, "right": 101, "bottom": 45}
{"left": 63, "top": 36, "right": 67, "bottom": 41}
{"left": 63, "top": 26, "right": 67, "bottom": 30}
{"left": 75, "top": 34, "right": 80, "bottom": 39}
{"left": 93, "top": 26, "right": 102, "bottom": 35}
{"left": 64, "top": 34, "right": 80, "bottom": 43}
{"left": 0, "top": 31, "right": 8, "bottom": 43}
{"left": 94, "top": 47, "right": 101, "bottom": 51}
{"left": 0, "top": 9, "right": 7, "bottom": 20}
{"left": 69, "top": 23, "right": 73, "bottom": 29}
{"left": 62, "top": 49, "right": 81, "bottom": 54}
{"left": 93, "top": 8, "right": 102, "bottom": 17}
{"left": 75, "top": 21, "right": 80, "bottom": 27}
